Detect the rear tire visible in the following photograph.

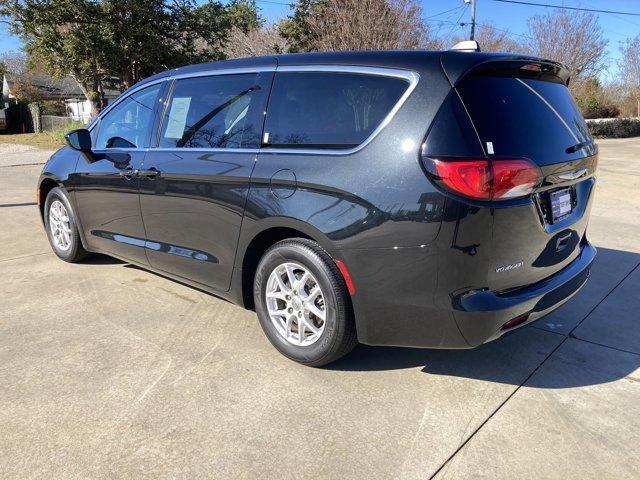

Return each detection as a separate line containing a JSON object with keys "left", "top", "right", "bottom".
{"left": 44, "top": 187, "right": 90, "bottom": 263}
{"left": 254, "top": 238, "right": 357, "bottom": 367}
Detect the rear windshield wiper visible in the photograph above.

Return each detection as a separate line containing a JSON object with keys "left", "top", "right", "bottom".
{"left": 566, "top": 140, "right": 595, "bottom": 154}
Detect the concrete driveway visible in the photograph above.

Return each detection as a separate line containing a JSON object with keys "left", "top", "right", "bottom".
{"left": 1, "top": 139, "right": 639, "bottom": 479}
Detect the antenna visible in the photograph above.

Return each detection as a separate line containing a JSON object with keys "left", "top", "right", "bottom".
{"left": 450, "top": 40, "right": 481, "bottom": 52}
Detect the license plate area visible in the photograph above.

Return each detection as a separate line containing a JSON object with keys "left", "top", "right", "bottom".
{"left": 549, "top": 187, "right": 573, "bottom": 223}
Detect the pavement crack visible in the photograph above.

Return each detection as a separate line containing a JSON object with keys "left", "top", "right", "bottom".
{"left": 0, "top": 162, "right": 46, "bottom": 168}
{"left": 567, "top": 336, "right": 640, "bottom": 357}
{"left": 397, "top": 401, "right": 432, "bottom": 478}
{"left": 0, "top": 202, "right": 38, "bottom": 208}
{"left": 135, "top": 358, "right": 173, "bottom": 404}
{"left": 0, "top": 252, "right": 51, "bottom": 263}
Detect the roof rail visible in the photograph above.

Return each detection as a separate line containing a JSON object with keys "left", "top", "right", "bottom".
{"left": 450, "top": 40, "right": 481, "bottom": 52}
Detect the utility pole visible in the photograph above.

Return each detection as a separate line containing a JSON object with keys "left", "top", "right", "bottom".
{"left": 469, "top": 0, "right": 477, "bottom": 40}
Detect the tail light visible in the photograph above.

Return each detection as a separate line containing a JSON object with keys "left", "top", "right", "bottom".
{"left": 423, "top": 157, "right": 541, "bottom": 201}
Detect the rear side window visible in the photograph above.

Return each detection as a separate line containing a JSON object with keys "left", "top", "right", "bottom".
{"left": 159, "top": 73, "right": 267, "bottom": 149}
{"left": 263, "top": 72, "right": 409, "bottom": 149}
{"left": 457, "top": 75, "right": 592, "bottom": 165}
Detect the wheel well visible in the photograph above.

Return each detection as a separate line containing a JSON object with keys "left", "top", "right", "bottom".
{"left": 38, "top": 178, "right": 59, "bottom": 218}
{"left": 241, "top": 227, "right": 312, "bottom": 309}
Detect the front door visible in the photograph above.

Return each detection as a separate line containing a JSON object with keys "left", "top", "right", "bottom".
{"left": 139, "top": 71, "right": 273, "bottom": 291}
{"left": 73, "top": 82, "right": 163, "bottom": 265}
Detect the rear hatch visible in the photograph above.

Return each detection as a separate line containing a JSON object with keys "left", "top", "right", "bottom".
{"left": 444, "top": 58, "right": 597, "bottom": 291}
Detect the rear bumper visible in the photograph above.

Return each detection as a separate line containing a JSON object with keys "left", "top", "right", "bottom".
{"left": 452, "top": 241, "right": 596, "bottom": 346}
{"left": 346, "top": 240, "right": 596, "bottom": 349}
{"left": 340, "top": 151, "right": 596, "bottom": 349}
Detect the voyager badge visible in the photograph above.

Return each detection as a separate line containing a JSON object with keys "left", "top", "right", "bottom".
{"left": 495, "top": 261, "right": 524, "bottom": 273}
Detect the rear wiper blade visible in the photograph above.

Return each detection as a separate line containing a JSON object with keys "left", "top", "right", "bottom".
{"left": 565, "top": 140, "right": 595, "bottom": 154}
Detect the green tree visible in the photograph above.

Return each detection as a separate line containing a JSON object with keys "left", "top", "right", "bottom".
{"left": 225, "top": 0, "right": 262, "bottom": 34}
{"left": 0, "top": 0, "right": 233, "bottom": 114}
{"left": 279, "top": 0, "right": 322, "bottom": 53}
{"left": 573, "top": 78, "right": 620, "bottom": 119}
{"left": 2, "top": 0, "right": 111, "bottom": 111}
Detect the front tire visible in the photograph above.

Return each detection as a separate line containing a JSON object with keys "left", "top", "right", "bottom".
{"left": 44, "top": 187, "right": 89, "bottom": 263}
{"left": 254, "top": 238, "right": 357, "bottom": 367}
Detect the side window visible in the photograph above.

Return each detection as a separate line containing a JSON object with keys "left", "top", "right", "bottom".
{"left": 263, "top": 72, "right": 409, "bottom": 149}
{"left": 159, "top": 73, "right": 266, "bottom": 149}
{"left": 95, "top": 83, "right": 161, "bottom": 149}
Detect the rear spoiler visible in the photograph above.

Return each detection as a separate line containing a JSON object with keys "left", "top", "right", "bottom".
{"left": 440, "top": 52, "right": 571, "bottom": 88}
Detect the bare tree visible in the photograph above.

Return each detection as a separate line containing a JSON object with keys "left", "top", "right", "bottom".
{"left": 0, "top": 52, "right": 27, "bottom": 75}
{"left": 307, "top": 0, "right": 440, "bottom": 51}
{"left": 452, "top": 24, "right": 522, "bottom": 53}
{"left": 618, "top": 34, "right": 640, "bottom": 117}
{"left": 527, "top": 10, "right": 607, "bottom": 81}
{"left": 224, "top": 24, "right": 286, "bottom": 59}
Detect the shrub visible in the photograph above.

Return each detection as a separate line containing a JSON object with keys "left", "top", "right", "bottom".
{"left": 586, "top": 118, "right": 640, "bottom": 138}
{"left": 40, "top": 100, "right": 67, "bottom": 116}
{"left": 37, "top": 121, "right": 86, "bottom": 146}
{"left": 582, "top": 103, "right": 620, "bottom": 119}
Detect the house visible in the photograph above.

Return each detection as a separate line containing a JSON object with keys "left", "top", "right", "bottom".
{"left": 2, "top": 73, "right": 120, "bottom": 124}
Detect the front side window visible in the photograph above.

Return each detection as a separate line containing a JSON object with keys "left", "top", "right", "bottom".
{"left": 263, "top": 72, "right": 409, "bottom": 149}
{"left": 95, "top": 83, "right": 161, "bottom": 149}
{"left": 159, "top": 73, "right": 266, "bottom": 149}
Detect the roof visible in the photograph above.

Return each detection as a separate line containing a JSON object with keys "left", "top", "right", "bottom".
{"left": 137, "top": 49, "right": 567, "bottom": 89}
{"left": 139, "top": 51, "right": 440, "bottom": 85}
{"left": 4, "top": 73, "right": 120, "bottom": 100}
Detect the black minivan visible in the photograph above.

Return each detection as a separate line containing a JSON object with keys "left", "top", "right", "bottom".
{"left": 38, "top": 46, "right": 597, "bottom": 366}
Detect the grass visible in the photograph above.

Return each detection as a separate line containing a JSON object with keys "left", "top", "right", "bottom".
{"left": 0, "top": 121, "right": 85, "bottom": 150}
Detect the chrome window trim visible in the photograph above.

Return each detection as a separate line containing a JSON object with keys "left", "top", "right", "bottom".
{"left": 171, "top": 66, "right": 276, "bottom": 80}
{"left": 151, "top": 147, "right": 260, "bottom": 154}
{"left": 90, "top": 64, "right": 420, "bottom": 156}
{"left": 89, "top": 147, "right": 260, "bottom": 154}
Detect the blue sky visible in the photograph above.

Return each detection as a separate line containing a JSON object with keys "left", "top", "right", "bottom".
{"left": 2, "top": 0, "right": 639, "bottom": 78}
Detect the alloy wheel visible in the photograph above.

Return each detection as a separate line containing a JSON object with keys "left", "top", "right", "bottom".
{"left": 265, "top": 262, "right": 327, "bottom": 346}
{"left": 49, "top": 200, "right": 72, "bottom": 251}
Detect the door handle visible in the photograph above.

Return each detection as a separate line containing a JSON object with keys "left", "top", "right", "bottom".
{"left": 119, "top": 166, "right": 135, "bottom": 180}
{"left": 137, "top": 167, "right": 160, "bottom": 179}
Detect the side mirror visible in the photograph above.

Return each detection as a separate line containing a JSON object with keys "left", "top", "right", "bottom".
{"left": 65, "top": 128, "right": 92, "bottom": 152}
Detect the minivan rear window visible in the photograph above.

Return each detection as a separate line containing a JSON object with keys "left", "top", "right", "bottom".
{"left": 263, "top": 72, "right": 408, "bottom": 149}
{"left": 457, "top": 75, "right": 592, "bottom": 166}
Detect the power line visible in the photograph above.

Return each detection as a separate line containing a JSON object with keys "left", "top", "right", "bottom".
{"left": 253, "top": 0, "right": 291, "bottom": 6}
{"left": 463, "top": 20, "right": 531, "bottom": 40}
{"left": 446, "top": 4, "right": 470, "bottom": 38}
{"left": 491, "top": 0, "right": 640, "bottom": 16}
{"left": 583, "top": 0, "right": 640, "bottom": 28}
{"left": 424, "top": 4, "right": 466, "bottom": 20}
